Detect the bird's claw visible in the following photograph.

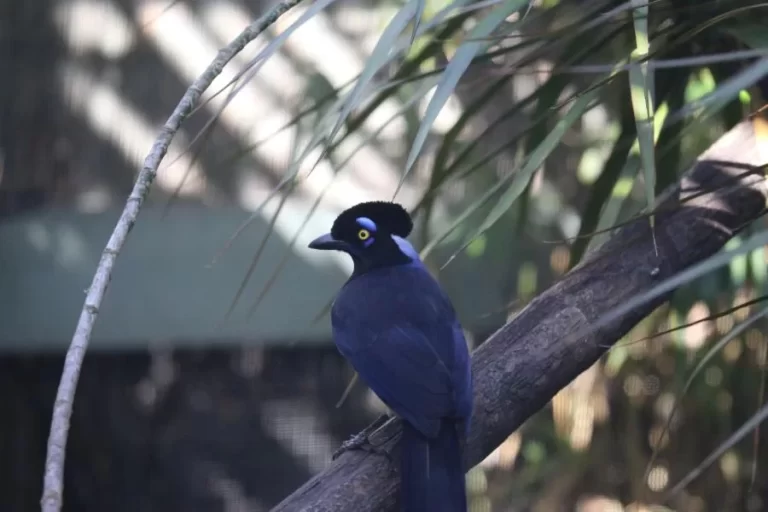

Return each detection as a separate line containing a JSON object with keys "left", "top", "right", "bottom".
{"left": 333, "top": 414, "right": 392, "bottom": 461}
{"left": 332, "top": 434, "right": 393, "bottom": 462}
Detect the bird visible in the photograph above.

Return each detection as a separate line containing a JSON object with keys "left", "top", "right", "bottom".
{"left": 308, "top": 201, "right": 473, "bottom": 512}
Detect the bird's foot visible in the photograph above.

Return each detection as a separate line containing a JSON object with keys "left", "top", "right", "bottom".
{"left": 335, "top": 434, "right": 392, "bottom": 462}
{"left": 333, "top": 414, "right": 392, "bottom": 461}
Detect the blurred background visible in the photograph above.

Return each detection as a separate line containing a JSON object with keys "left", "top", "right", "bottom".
{"left": 2, "top": 0, "right": 768, "bottom": 510}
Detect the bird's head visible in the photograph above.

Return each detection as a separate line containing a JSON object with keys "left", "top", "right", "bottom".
{"left": 309, "top": 201, "right": 418, "bottom": 275}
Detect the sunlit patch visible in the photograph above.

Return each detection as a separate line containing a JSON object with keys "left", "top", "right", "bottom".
{"left": 59, "top": 62, "right": 207, "bottom": 201}
{"left": 647, "top": 465, "right": 669, "bottom": 491}
{"left": 623, "top": 374, "right": 644, "bottom": 398}
{"left": 549, "top": 245, "right": 570, "bottom": 275}
{"left": 54, "top": 0, "right": 136, "bottom": 59}
{"left": 684, "top": 301, "right": 711, "bottom": 350}
{"left": 719, "top": 451, "right": 740, "bottom": 481}
{"left": 649, "top": 425, "right": 670, "bottom": 450}
{"left": 723, "top": 339, "right": 742, "bottom": 362}
{"left": 575, "top": 495, "right": 623, "bottom": 512}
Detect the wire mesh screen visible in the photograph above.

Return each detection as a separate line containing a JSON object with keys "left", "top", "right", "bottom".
{"left": 0, "top": 346, "right": 377, "bottom": 512}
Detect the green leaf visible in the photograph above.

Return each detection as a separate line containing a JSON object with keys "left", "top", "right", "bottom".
{"left": 334, "top": 76, "right": 440, "bottom": 172}
{"left": 629, "top": 0, "right": 657, "bottom": 247}
{"left": 589, "top": 157, "right": 640, "bottom": 250}
{"left": 398, "top": 0, "right": 529, "bottom": 193}
{"left": 465, "top": 234, "right": 487, "bottom": 258}
{"left": 209, "top": 0, "right": 486, "bottom": 269}
{"left": 422, "top": 86, "right": 600, "bottom": 261}
{"left": 751, "top": 246, "right": 767, "bottom": 284}
{"left": 666, "top": 383, "right": 768, "bottom": 498}
{"left": 654, "top": 69, "right": 689, "bottom": 194}
{"left": 315, "top": 2, "right": 477, "bottom": 168}
{"left": 644, "top": 304, "right": 768, "bottom": 486}
{"left": 175, "top": 0, "right": 342, "bottom": 178}
{"left": 295, "top": 0, "right": 480, "bottom": 172}
{"left": 408, "top": 0, "right": 426, "bottom": 47}
{"left": 668, "top": 57, "right": 768, "bottom": 123}
{"left": 325, "top": 0, "right": 422, "bottom": 152}
{"left": 570, "top": 227, "right": 768, "bottom": 346}
{"left": 386, "top": 0, "right": 485, "bottom": 67}
{"left": 244, "top": 77, "right": 439, "bottom": 317}
{"left": 424, "top": 19, "right": 627, "bottom": 216}
{"left": 569, "top": 92, "right": 636, "bottom": 266}
{"left": 216, "top": 0, "right": 342, "bottom": 117}
{"left": 457, "top": 87, "right": 601, "bottom": 256}
{"left": 727, "top": 237, "right": 749, "bottom": 286}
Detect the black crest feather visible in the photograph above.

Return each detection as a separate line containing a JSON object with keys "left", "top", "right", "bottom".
{"left": 331, "top": 201, "right": 413, "bottom": 238}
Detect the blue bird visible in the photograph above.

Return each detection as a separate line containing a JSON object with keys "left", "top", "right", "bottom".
{"left": 309, "top": 201, "right": 473, "bottom": 512}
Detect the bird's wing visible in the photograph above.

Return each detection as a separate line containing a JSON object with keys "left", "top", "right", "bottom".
{"left": 335, "top": 323, "right": 455, "bottom": 439}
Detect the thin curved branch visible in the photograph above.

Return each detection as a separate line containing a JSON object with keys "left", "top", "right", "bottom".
{"left": 40, "top": 3, "right": 303, "bottom": 511}
{"left": 272, "top": 118, "right": 768, "bottom": 511}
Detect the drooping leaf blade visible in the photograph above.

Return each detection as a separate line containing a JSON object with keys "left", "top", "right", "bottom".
{"left": 444, "top": 87, "right": 603, "bottom": 264}
{"left": 569, "top": 227, "right": 768, "bottom": 347}
{"left": 644, "top": 304, "right": 768, "bottom": 487}
{"left": 421, "top": 85, "right": 601, "bottom": 261}
{"left": 408, "top": 0, "right": 426, "bottom": 47}
{"left": 667, "top": 57, "right": 768, "bottom": 123}
{"left": 629, "top": 0, "right": 657, "bottom": 249}
{"left": 398, "top": 0, "right": 529, "bottom": 194}
{"left": 324, "top": 0, "right": 423, "bottom": 152}
{"left": 665, "top": 392, "right": 768, "bottom": 499}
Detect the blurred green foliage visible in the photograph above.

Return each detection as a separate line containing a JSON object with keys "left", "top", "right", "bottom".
{"left": 235, "top": 0, "right": 768, "bottom": 509}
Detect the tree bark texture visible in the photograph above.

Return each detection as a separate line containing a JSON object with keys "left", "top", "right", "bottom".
{"left": 273, "top": 118, "right": 768, "bottom": 512}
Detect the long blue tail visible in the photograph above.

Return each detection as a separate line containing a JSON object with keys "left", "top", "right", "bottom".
{"left": 400, "top": 420, "right": 467, "bottom": 512}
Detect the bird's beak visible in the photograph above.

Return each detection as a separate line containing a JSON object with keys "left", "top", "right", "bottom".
{"left": 308, "top": 233, "right": 347, "bottom": 251}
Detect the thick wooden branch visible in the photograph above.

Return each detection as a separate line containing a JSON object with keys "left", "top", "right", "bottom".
{"left": 273, "top": 118, "right": 768, "bottom": 512}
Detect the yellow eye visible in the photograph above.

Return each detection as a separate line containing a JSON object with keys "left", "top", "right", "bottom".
{"left": 357, "top": 228, "right": 371, "bottom": 241}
